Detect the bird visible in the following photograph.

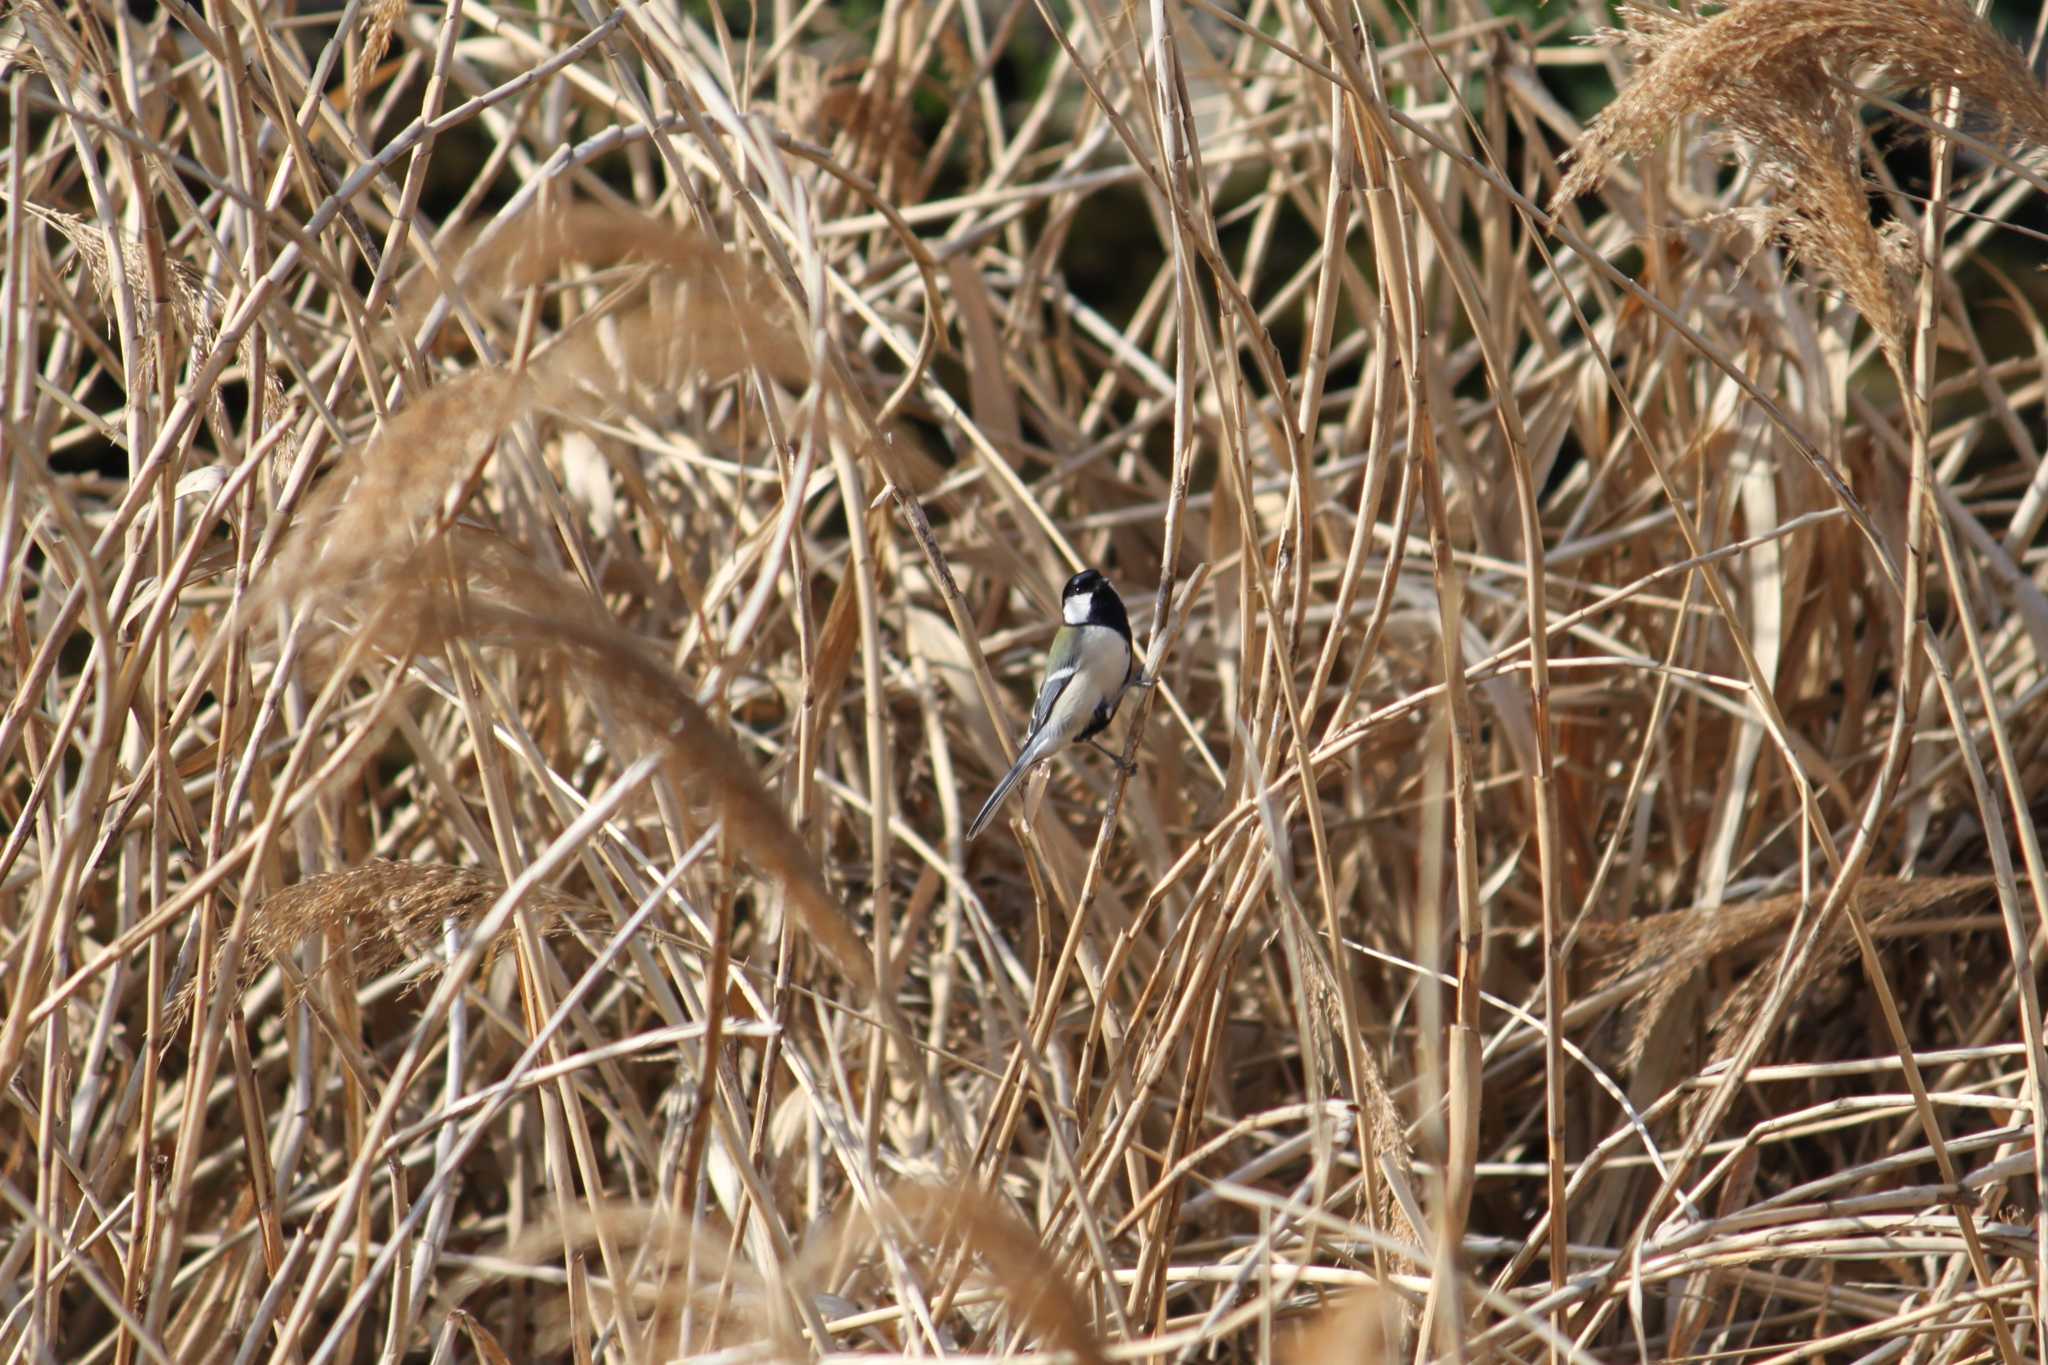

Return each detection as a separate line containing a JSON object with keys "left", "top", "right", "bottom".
{"left": 967, "top": 567, "right": 1145, "bottom": 841}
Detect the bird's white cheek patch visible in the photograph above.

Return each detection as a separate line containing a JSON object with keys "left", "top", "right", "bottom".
{"left": 1063, "top": 593, "right": 1093, "bottom": 625}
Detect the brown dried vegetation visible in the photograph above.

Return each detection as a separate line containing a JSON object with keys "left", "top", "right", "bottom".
{"left": 6, "top": 0, "right": 2048, "bottom": 1361}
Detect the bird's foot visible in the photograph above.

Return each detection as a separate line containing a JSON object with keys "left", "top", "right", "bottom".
{"left": 1088, "top": 740, "right": 1138, "bottom": 775}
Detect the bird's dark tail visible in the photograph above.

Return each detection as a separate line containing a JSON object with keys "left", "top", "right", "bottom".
{"left": 966, "top": 752, "right": 1035, "bottom": 840}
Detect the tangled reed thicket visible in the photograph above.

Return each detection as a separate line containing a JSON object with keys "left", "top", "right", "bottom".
{"left": 5, "top": 0, "right": 2048, "bottom": 1359}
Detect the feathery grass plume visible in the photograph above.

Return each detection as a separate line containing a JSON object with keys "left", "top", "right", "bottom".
{"left": 1555, "top": 0, "right": 2048, "bottom": 361}
{"left": 300, "top": 529, "right": 875, "bottom": 994}
{"left": 21, "top": 201, "right": 257, "bottom": 415}
{"left": 450, "top": 1205, "right": 793, "bottom": 1358}
{"left": 841, "top": 1185, "right": 1107, "bottom": 1365}
{"left": 1280, "top": 902, "right": 1421, "bottom": 1279}
{"left": 1725, "top": 72, "right": 1918, "bottom": 361}
{"left": 180, "top": 859, "right": 587, "bottom": 1020}
{"left": 1357, "top": 1039, "right": 1421, "bottom": 1273}
{"left": 461, "top": 1188, "right": 1104, "bottom": 1359}
{"left": 347, "top": 0, "right": 408, "bottom": 106}
{"left": 384, "top": 202, "right": 946, "bottom": 499}
{"left": 1558, "top": 0, "right": 2048, "bottom": 200}
{"left": 274, "top": 366, "right": 527, "bottom": 607}
{"left": 1691, "top": 875, "right": 2002, "bottom": 1084}
{"left": 1592, "top": 875, "right": 1999, "bottom": 1075}
{"left": 278, "top": 211, "right": 809, "bottom": 610}
{"left": 25, "top": 205, "right": 216, "bottom": 350}
{"left": 809, "top": 60, "right": 928, "bottom": 199}
{"left": 1283, "top": 1288, "right": 1402, "bottom": 1365}
{"left": 399, "top": 205, "right": 810, "bottom": 389}
{"left": 257, "top": 206, "right": 876, "bottom": 992}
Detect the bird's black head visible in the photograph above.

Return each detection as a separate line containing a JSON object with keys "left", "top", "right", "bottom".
{"left": 1061, "top": 567, "right": 1131, "bottom": 637}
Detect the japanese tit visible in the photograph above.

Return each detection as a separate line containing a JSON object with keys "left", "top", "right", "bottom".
{"left": 967, "top": 567, "right": 1143, "bottom": 841}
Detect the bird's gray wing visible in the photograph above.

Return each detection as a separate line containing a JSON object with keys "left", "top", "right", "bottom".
{"left": 971, "top": 668, "right": 1076, "bottom": 841}
{"left": 1027, "top": 665, "right": 1078, "bottom": 737}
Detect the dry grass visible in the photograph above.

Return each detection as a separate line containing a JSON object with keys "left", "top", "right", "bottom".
{"left": 5, "top": 0, "right": 2048, "bottom": 1361}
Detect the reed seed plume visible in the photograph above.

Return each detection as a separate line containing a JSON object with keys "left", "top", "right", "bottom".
{"left": 25, "top": 204, "right": 217, "bottom": 353}
{"left": 1559, "top": 0, "right": 2048, "bottom": 201}
{"left": 840, "top": 1185, "right": 1107, "bottom": 1365}
{"left": 1557, "top": 0, "right": 2048, "bottom": 361}
{"left": 180, "top": 859, "right": 586, "bottom": 1021}
{"left": 451, "top": 1205, "right": 787, "bottom": 1358}
{"left": 18, "top": 200, "right": 283, "bottom": 419}
{"left": 348, "top": 0, "right": 408, "bottom": 106}
{"left": 399, "top": 205, "right": 811, "bottom": 390}
{"left": 290, "top": 204, "right": 815, "bottom": 607}
{"left": 275, "top": 366, "right": 528, "bottom": 606}
{"left": 288, "top": 529, "right": 877, "bottom": 995}
{"left": 1594, "top": 875, "right": 2001, "bottom": 1075}
{"left": 1283, "top": 1288, "right": 1402, "bottom": 1365}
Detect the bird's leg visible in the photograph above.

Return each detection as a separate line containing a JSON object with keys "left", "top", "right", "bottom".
{"left": 1088, "top": 739, "right": 1137, "bottom": 775}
